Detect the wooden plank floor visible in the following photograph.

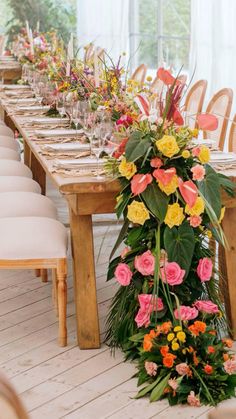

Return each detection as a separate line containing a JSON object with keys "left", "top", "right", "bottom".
{"left": 0, "top": 178, "right": 235, "bottom": 418}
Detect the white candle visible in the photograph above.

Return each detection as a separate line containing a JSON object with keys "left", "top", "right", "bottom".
{"left": 94, "top": 47, "right": 99, "bottom": 88}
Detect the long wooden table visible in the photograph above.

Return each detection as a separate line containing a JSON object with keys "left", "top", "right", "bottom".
{"left": 1, "top": 92, "right": 236, "bottom": 344}
{"left": 0, "top": 62, "right": 21, "bottom": 83}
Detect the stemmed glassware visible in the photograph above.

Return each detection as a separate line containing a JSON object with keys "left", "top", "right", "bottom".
{"left": 90, "top": 124, "right": 104, "bottom": 179}
{"left": 56, "top": 92, "right": 66, "bottom": 120}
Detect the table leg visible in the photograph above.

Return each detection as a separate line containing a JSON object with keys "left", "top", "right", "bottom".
{"left": 69, "top": 207, "right": 100, "bottom": 349}
{"left": 30, "top": 152, "right": 46, "bottom": 195}
{"left": 23, "top": 139, "right": 31, "bottom": 167}
{"left": 221, "top": 207, "right": 236, "bottom": 339}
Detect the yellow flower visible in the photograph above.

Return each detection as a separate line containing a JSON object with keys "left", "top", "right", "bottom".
{"left": 156, "top": 135, "right": 180, "bottom": 158}
{"left": 219, "top": 206, "right": 225, "bottom": 223}
{"left": 182, "top": 150, "right": 190, "bottom": 159}
{"left": 191, "top": 128, "right": 199, "bottom": 138}
{"left": 167, "top": 333, "right": 175, "bottom": 342}
{"left": 172, "top": 341, "right": 180, "bottom": 351}
{"left": 177, "top": 331, "right": 186, "bottom": 343}
{"left": 146, "top": 75, "right": 153, "bottom": 82}
{"left": 185, "top": 197, "right": 205, "bottom": 216}
{"left": 164, "top": 203, "right": 185, "bottom": 229}
{"left": 206, "top": 229, "right": 212, "bottom": 239}
{"left": 127, "top": 201, "right": 150, "bottom": 225}
{"left": 174, "top": 326, "right": 182, "bottom": 332}
{"left": 118, "top": 157, "right": 137, "bottom": 180}
{"left": 198, "top": 146, "right": 210, "bottom": 164}
{"left": 158, "top": 175, "right": 179, "bottom": 196}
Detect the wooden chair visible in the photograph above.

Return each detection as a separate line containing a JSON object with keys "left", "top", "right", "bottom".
{"left": 0, "top": 217, "right": 68, "bottom": 346}
{"left": 228, "top": 113, "right": 236, "bottom": 152}
{"left": 131, "top": 64, "right": 147, "bottom": 84}
{"left": 0, "top": 371, "right": 29, "bottom": 419}
{"left": 184, "top": 79, "right": 208, "bottom": 128}
{"left": 203, "top": 88, "right": 233, "bottom": 150}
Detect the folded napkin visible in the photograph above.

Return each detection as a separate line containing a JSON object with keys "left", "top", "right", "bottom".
{"left": 42, "top": 142, "right": 90, "bottom": 152}
{"left": 40, "top": 150, "right": 90, "bottom": 160}
{"left": 53, "top": 157, "right": 104, "bottom": 170}
{"left": 52, "top": 166, "right": 105, "bottom": 177}
{"left": 35, "top": 128, "right": 82, "bottom": 138}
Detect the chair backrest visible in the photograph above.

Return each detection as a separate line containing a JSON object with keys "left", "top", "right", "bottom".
{"left": 150, "top": 76, "right": 164, "bottom": 95}
{"left": 228, "top": 114, "right": 236, "bottom": 152}
{"left": 0, "top": 372, "right": 29, "bottom": 419}
{"left": 184, "top": 80, "right": 208, "bottom": 129}
{"left": 131, "top": 64, "right": 147, "bottom": 84}
{"left": 203, "top": 88, "right": 233, "bottom": 151}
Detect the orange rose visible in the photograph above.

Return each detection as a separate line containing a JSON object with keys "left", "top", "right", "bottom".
{"left": 223, "top": 353, "right": 229, "bottom": 361}
{"left": 188, "top": 321, "right": 206, "bottom": 336}
{"left": 207, "top": 346, "right": 215, "bottom": 354}
{"left": 160, "top": 345, "right": 169, "bottom": 357}
{"left": 160, "top": 321, "right": 172, "bottom": 334}
{"left": 193, "top": 351, "right": 199, "bottom": 366}
{"left": 222, "top": 338, "right": 233, "bottom": 348}
{"left": 204, "top": 365, "right": 213, "bottom": 375}
{"left": 149, "top": 330, "right": 157, "bottom": 339}
{"left": 143, "top": 334, "right": 153, "bottom": 352}
{"left": 163, "top": 353, "right": 176, "bottom": 368}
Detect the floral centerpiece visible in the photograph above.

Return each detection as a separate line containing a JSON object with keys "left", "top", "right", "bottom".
{"left": 105, "top": 68, "right": 236, "bottom": 406}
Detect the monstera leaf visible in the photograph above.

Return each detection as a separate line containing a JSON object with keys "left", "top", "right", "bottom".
{"left": 125, "top": 131, "right": 152, "bottom": 162}
{"left": 141, "top": 183, "right": 169, "bottom": 223}
{"left": 164, "top": 221, "right": 195, "bottom": 275}
{"left": 198, "top": 164, "right": 221, "bottom": 218}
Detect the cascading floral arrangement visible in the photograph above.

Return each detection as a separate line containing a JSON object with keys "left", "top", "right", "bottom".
{"left": 105, "top": 68, "right": 236, "bottom": 406}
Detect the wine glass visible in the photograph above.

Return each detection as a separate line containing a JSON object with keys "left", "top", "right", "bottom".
{"left": 71, "top": 101, "right": 81, "bottom": 138}
{"left": 56, "top": 93, "right": 66, "bottom": 120}
{"left": 100, "top": 121, "right": 114, "bottom": 156}
{"left": 90, "top": 125, "right": 104, "bottom": 179}
{"left": 83, "top": 111, "right": 97, "bottom": 145}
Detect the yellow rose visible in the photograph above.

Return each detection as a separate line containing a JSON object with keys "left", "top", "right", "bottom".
{"left": 176, "top": 331, "right": 186, "bottom": 343}
{"left": 185, "top": 197, "right": 205, "bottom": 216}
{"left": 182, "top": 150, "right": 190, "bottom": 159}
{"left": 127, "top": 201, "right": 150, "bottom": 225}
{"left": 174, "top": 326, "right": 182, "bottom": 332}
{"left": 164, "top": 203, "right": 185, "bottom": 229}
{"left": 172, "top": 342, "right": 180, "bottom": 351}
{"left": 191, "top": 128, "right": 199, "bottom": 138}
{"left": 158, "top": 175, "right": 179, "bottom": 196}
{"left": 118, "top": 157, "right": 137, "bottom": 180}
{"left": 156, "top": 135, "right": 180, "bottom": 158}
{"left": 167, "top": 333, "right": 175, "bottom": 342}
{"left": 219, "top": 206, "right": 225, "bottom": 223}
{"left": 198, "top": 146, "right": 210, "bottom": 164}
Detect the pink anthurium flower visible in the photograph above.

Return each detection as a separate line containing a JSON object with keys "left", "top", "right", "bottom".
{"left": 178, "top": 178, "right": 198, "bottom": 208}
{"left": 197, "top": 114, "right": 218, "bottom": 131}
{"left": 173, "top": 107, "right": 184, "bottom": 126}
{"left": 153, "top": 167, "right": 176, "bottom": 186}
{"left": 131, "top": 173, "right": 153, "bottom": 195}
{"left": 157, "top": 67, "right": 181, "bottom": 86}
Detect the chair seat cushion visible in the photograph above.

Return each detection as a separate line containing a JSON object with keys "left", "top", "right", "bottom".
{"left": 0, "top": 177, "right": 41, "bottom": 193}
{"left": 0, "top": 146, "right": 20, "bottom": 161}
{"left": 0, "top": 137, "right": 20, "bottom": 152}
{"left": 0, "top": 192, "right": 58, "bottom": 219}
{"left": 0, "top": 217, "right": 68, "bottom": 260}
{"left": 0, "top": 160, "right": 32, "bottom": 178}
{"left": 0, "top": 126, "right": 14, "bottom": 138}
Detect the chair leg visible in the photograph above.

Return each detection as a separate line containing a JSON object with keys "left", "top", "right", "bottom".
{"left": 52, "top": 269, "right": 58, "bottom": 317}
{"left": 57, "top": 260, "right": 67, "bottom": 347}
{"left": 41, "top": 269, "right": 48, "bottom": 283}
{"left": 35, "top": 269, "right": 41, "bottom": 277}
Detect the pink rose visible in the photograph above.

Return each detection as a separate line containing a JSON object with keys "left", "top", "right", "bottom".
{"left": 187, "top": 391, "right": 201, "bottom": 407}
{"left": 145, "top": 361, "right": 158, "bottom": 376}
{"left": 223, "top": 358, "right": 236, "bottom": 375}
{"left": 150, "top": 157, "right": 163, "bottom": 168}
{"left": 135, "top": 294, "right": 164, "bottom": 328}
{"left": 176, "top": 362, "right": 189, "bottom": 376}
{"left": 120, "top": 246, "right": 130, "bottom": 259}
{"left": 194, "top": 300, "right": 219, "bottom": 314}
{"left": 161, "top": 262, "right": 185, "bottom": 286}
{"left": 197, "top": 257, "right": 213, "bottom": 282}
{"left": 114, "top": 263, "right": 132, "bottom": 286}
{"left": 131, "top": 173, "right": 152, "bottom": 195}
{"left": 135, "top": 250, "right": 155, "bottom": 276}
{"left": 174, "top": 305, "right": 199, "bottom": 321}
{"left": 188, "top": 215, "right": 202, "bottom": 227}
{"left": 191, "top": 164, "right": 206, "bottom": 181}
{"left": 192, "top": 146, "right": 201, "bottom": 157}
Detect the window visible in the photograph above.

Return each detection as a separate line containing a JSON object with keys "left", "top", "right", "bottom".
{"left": 129, "top": 0, "right": 191, "bottom": 76}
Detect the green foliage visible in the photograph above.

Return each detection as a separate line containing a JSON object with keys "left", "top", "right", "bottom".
{"left": 125, "top": 131, "right": 152, "bottom": 162}
{"left": 6, "top": 0, "right": 76, "bottom": 42}
{"left": 198, "top": 164, "right": 222, "bottom": 219}
{"left": 141, "top": 182, "right": 169, "bottom": 223}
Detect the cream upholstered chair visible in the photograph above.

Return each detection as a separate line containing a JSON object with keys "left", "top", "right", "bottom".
{"left": 131, "top": 64, "right": 147, "bottom": 84}
{"left": 203, "top": 88, "right": 233, "bottom": 150}
{"left": 0, "top": 146, "right": 20, "bottom": 161}
{"left": 184, "top": 79, "right": 208, "bottom": 128}
{"left": 0, "top": 177, "right": 41, "bottom": 193}
{"left": 0, "top": 217, "right": 68, "bottom": 346}
{"left": 0, "top": 371, "right": 29, "bottom": 419}
{"left": 0, "top": 160, "right": 32, "bottom": 177}
{"left": 0, "top": 136, "right": 20, "bottom": 153}
{"left": 0, "top": 125, "right": 14, "bottom": 138}
{"left": 0, "top": 192, "right": 57, "bottom": 219}
{"left": 228, "top": 114, "right": 236, "bottom": 152}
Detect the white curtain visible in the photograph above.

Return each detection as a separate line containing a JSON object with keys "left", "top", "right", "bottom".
{"left": 77, "top": 0, "right": 130, "bottom": 62}
{"left": 190, "top": 0, "right": 236, "bottom": 101}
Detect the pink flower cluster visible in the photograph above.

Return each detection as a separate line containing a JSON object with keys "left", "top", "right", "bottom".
{"left": 161, "top": 261, "right": 185, "bottom": 286}
{"left": 135, "top": 294, "right": 164, "bottom": 328}
{"left": 224, "top": 358, "right": 236, "bottom": 375}
{"left": 145, "top": 361, "right": 158, "bottom": 376}
{"left": 187, "top": 391, "right": 201, "bottom": 407}
{"left": 174, "top": 305, "right": 198, "bottom": 321}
